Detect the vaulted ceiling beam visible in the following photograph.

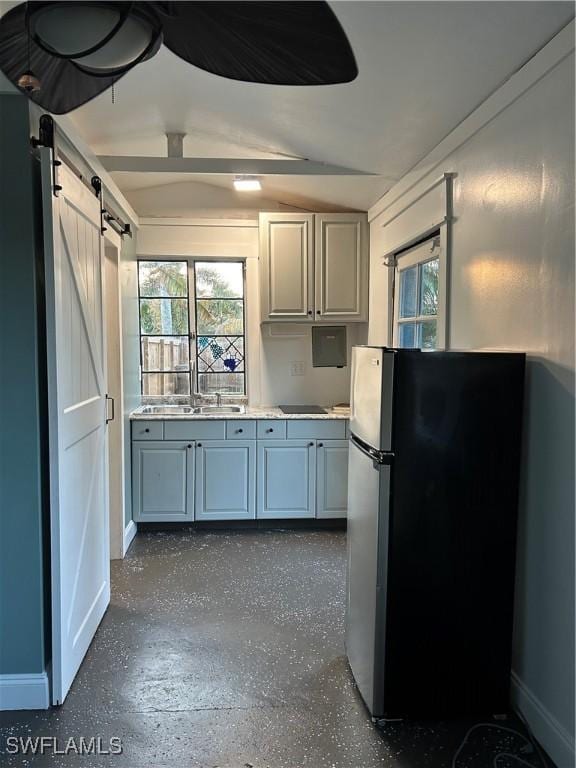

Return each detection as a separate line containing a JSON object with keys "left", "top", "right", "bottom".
{"left": 97, "top": 156, "right": 376, "bottom": 176}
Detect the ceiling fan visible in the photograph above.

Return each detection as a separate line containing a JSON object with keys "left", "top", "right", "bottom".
{"left": 0, "top": 1, "right": 358, "bottom": 115}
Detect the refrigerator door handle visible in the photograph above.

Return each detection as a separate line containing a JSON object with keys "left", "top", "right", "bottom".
{"left": 350, "top": 434, "right": 394, "bottom": 467}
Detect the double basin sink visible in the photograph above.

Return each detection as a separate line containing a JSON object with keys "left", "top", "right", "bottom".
{"left": 140, "top": 404, "right": 245, "bottom": 416}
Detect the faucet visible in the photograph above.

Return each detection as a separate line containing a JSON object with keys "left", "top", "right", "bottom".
{"left": 215, "top": 392, "right": 222, "bottom": 407}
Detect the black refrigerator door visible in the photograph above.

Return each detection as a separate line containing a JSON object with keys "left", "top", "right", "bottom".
{"left": 382, "top": 351, "right": 525, "bottom": 718}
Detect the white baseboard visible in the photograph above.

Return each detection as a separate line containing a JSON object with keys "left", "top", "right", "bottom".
{"left": 123, "top": 520, "right": 137, "bottom": 556}
{"left": 0, "top": 673, "right": 49, "bottom": 710}
{"left": 511, "top": 671, "right": 575, "bottom": 768}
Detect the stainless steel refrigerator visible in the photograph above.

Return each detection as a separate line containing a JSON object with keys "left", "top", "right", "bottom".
{"left": 346, "top": 346, "right": 525, "bottom": 720}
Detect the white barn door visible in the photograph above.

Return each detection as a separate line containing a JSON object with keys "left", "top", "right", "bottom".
{"left": 41, "top": 150, "right": 110, "bottom": 704}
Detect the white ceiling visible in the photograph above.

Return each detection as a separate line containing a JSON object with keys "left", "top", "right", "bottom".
{"left": 57, "top": 1, "right": 575, "bottom": 212}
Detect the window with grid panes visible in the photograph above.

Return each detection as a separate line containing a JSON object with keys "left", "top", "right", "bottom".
{"left": 194, "top": 261, "right": 245, "bottom": 395}
{"left": 138, "top": 260, "right": 246, "bottom": 396}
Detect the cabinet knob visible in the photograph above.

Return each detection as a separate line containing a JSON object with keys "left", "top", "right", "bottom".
{"left": 318, "top": 442, "right": 324, "bottom": 447}
{"left": 144, "top": 428, "right": 150, "bottom": 433}
{"left": 187, "top": 444, "right": 192, "bottom": 449}
{"left": 266, "top": 428, "right": 273, "bottom": 433}
{"left": 237, "top": 428, "right": 243, "bottom": 433}
{"left": 316, "top": 310, "right": 321, "bottom": 315}
{"left": 308, "top": 310, "right": 312, "bottom": 315}
{"left": 197, "top": 443, "right": 202, "bottom": 447}
{"left": 309, "top": 442, "right": 314, "bottom": 447}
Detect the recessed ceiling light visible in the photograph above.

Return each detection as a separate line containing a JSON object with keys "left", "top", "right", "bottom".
{"left": 234, "top": 176, "right": 261, "bottom": 191}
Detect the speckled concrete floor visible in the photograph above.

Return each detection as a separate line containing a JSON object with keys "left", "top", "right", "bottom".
{"left": 0, "top": 530, "right": 552, "bottom": 768}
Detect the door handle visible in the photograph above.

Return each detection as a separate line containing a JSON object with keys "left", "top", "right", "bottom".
{"left": 105, "top": 394, "right": 115, "bottom": 424}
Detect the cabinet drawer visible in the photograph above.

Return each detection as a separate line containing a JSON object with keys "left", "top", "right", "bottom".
{"left": 164, "top": 420, "right": 225, "bottom": 441}
{"left": 257, "top": 420, "right": 287, "bottom": 439}
{"left": 226, "top": 420, "right": 257, "bottom": 440}
{"left": 132, "top": 420, "right": 163, "bottom": 440}
{"left": 286, "top": 420, "right": 347, "bottom": 440}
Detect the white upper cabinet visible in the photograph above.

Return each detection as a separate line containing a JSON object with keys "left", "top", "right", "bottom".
{"left": 315, "top": 214, "right": 368, "bottom": 321}
{"left": 259, "top": 212, "right": 368, "bottom": 322}
{"left": 259, "top": 213, "right": 314, "bottom": 320}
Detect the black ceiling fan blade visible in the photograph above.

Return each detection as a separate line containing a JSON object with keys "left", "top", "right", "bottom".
{"left": 156, "top": 1, "right": 358, "bottom": 86}
{"left": 0, "top": 3, "right": 134, "bottom": 114}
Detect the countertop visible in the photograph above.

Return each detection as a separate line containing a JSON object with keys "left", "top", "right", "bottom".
{"left": 130, "top": 405, "right": 350, "bottom": 421}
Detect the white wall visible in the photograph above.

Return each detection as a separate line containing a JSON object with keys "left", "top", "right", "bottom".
{"left": 125, "top": 179, "right": 302, "bottom": 219}
{"left": 369, "top": 35, "right": 574, "bottom": 768}
{"left": 137, "top": 219, "right": 363, "bottom": 406}
{"left": 260, "top": 323, "right": 365, "bottom": 406}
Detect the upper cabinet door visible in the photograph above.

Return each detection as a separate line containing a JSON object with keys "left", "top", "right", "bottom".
{"left": 260, "top": 213, "right": 314, "bottom": 321}
{"left": 315, "top": 213, "right": 368, "bottom": 322}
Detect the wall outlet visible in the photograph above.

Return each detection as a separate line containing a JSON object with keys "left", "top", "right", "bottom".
{"left": 290, "top": 361, "right": 305, "bottom": 376}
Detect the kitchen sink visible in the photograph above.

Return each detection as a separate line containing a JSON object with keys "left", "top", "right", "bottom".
{"left": 140, "top": 405, "right": 195, "bottom": 415}
{"left": 140, "top": 404, "right": 245, "bottom": 415}
{"left": 192, "top": 405, "right": 245, "bottom": 414}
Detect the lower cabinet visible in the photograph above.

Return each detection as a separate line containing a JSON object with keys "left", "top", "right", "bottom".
{"left": 257, "top": 440, "right": 316, "bottom": 519}
{"left": 195, "top": 441, "right": 256, "bottom": 520}
{"left": 131, "top": 420, "right": 349, "bottom": 521}
{"left": 316, "top": 440, "right": 349, "bottom": 519}
{"left": 132, "top": 441, "right": 194, "bottom": 522}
